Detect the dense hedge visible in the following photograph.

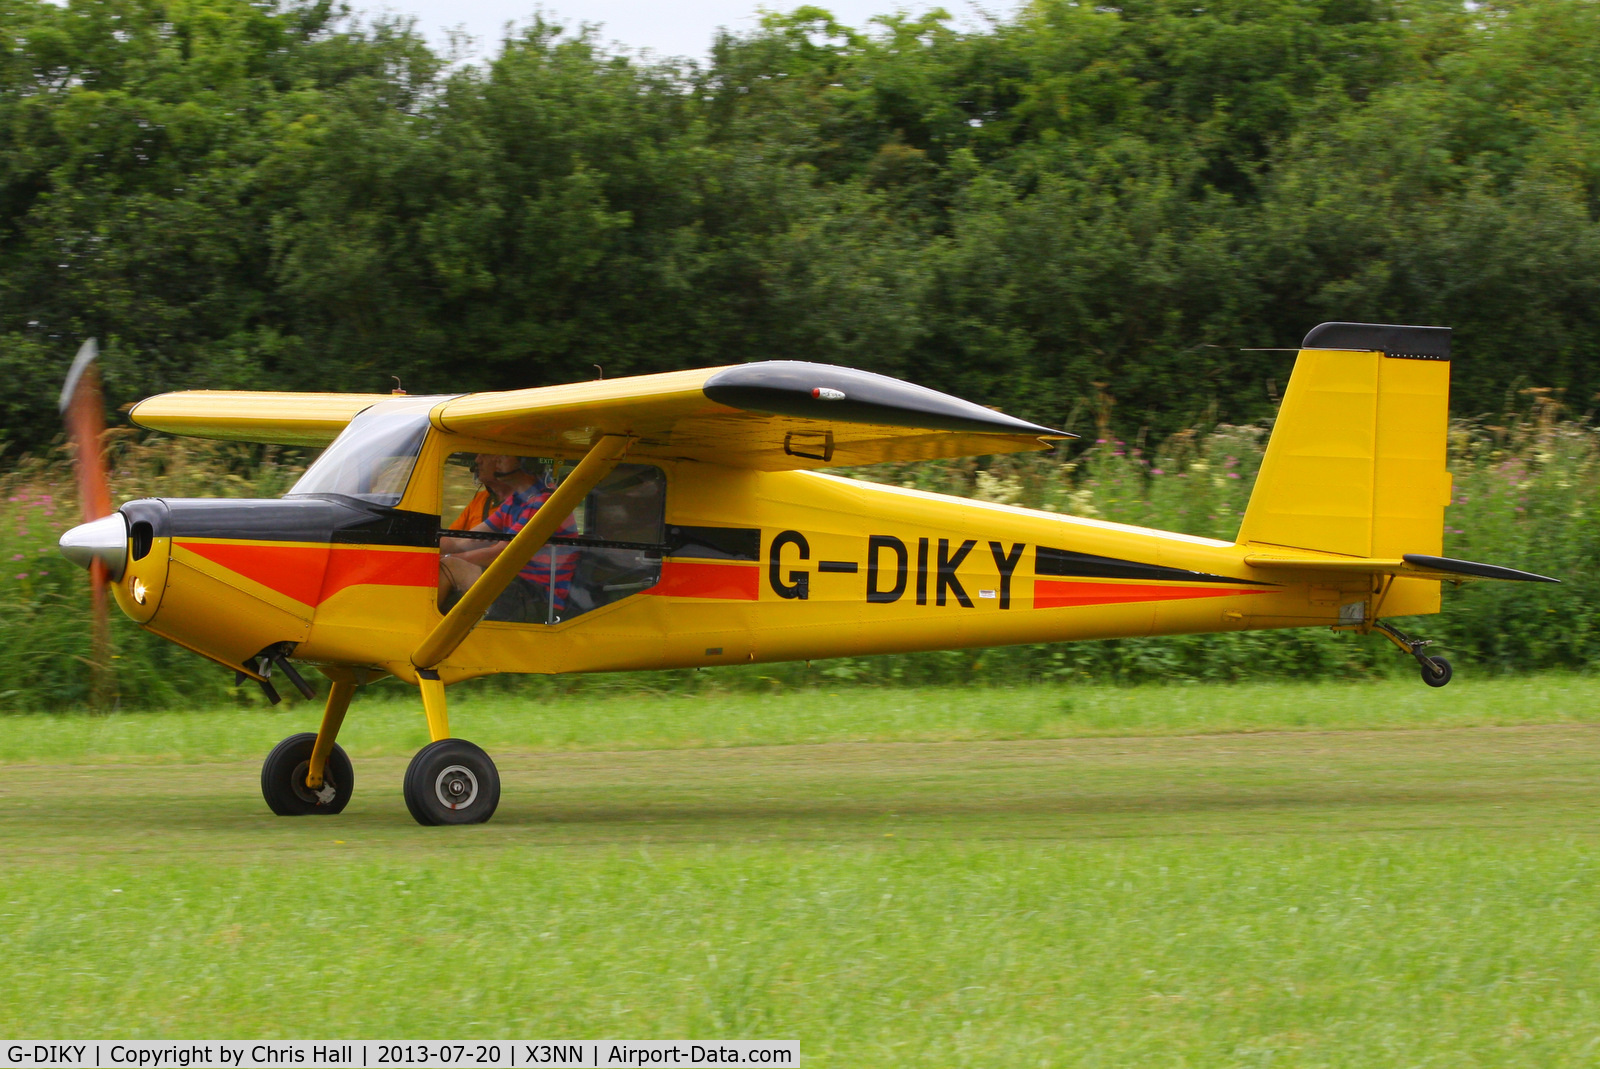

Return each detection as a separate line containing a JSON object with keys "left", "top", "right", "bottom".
{"left": 4, "top": 0, "right": 1600, "bottom": 453}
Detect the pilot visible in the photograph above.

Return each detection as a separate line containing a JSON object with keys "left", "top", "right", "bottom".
{"left": 438, "top": 455, "right": 579, "bottom": 622}
{"left": 448, "top": 453, "right": 514, "bottom": 531}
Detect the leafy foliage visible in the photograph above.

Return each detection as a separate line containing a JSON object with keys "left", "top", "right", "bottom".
{"left": 4, "top": 0, "right": 1599, "bottom": 708}
{"left": 4, "top": 0, "right": 1600, "bottom": 451}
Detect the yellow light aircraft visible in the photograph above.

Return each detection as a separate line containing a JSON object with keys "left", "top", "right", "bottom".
{"left": 57, "top": 322, "right": 1555, "bottom": 825}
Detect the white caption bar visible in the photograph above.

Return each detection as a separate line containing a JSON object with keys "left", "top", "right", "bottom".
{"left": 1, "top": 1044, "right": 798, "bottom": 1069}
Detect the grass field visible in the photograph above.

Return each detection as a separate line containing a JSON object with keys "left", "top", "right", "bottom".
{"left": 3, "top": 677, "right": 1600, "bottom": 1065}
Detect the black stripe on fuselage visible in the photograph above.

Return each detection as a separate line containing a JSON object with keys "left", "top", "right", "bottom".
{"left": 666, "top": 525, "right": 761, "bottom": 561}
{"left": 1035, "top": 545, "right": 1276, "bottom": 586}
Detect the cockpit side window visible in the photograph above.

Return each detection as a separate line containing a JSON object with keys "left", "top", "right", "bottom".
{"left": 437, "top": 453, "right": 665, "bottom": 625}
{"left": 287, "top": 399, "right": 436, "bottom": 506}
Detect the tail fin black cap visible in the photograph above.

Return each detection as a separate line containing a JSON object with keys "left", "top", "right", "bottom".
{"left": 1303, "top": 323, "right": 1451, "bottom": 361}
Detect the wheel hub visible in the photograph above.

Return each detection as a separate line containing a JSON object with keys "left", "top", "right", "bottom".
{"left": 435, "top": 764, "right": 479, "bottom": 810}
{"left": 290, "top": 759, "right": 337, "bottom": 806}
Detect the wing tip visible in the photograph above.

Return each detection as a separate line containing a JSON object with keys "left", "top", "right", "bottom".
{"left": 703, "top": 361, "right": 1073, "bottom": 437}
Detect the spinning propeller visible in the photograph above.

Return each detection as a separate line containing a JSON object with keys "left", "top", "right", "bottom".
{"left": 56, "top": 339, "right": 118, "bottom": 707}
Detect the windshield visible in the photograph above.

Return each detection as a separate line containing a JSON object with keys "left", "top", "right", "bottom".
{"left": 287, "top": 398, "right": 439, "bottom": 506}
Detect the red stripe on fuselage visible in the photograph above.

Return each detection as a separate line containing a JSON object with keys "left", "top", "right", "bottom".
{"left": 177, "top": 541, "right": 434, "bottom": 606}
{"left": 648, "top": 560, "right": 760, "bottom": 600}
{"left": 321, "top": 546, "right": 436, "bottom": 602}
{"left": 1034, "top": 580, "right": 1267, "bottom": 609}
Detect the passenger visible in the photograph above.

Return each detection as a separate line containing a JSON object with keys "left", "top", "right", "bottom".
{"left": 438, "top": 456, "right": 579, "bottom": 621}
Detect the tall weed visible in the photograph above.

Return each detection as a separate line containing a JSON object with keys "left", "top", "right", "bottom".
{"left": 1, "top": 411, "right": 1592, "bottom": 712}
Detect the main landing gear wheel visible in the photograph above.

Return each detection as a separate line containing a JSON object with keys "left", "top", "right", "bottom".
{"left": 261, "top": 732, "right": 354, "bottom": 815}
{"left": 1421, "top": 656, "right": 1453, "bottom": 688}
{"left": 403, "top": 739, "right": 501, "bottom": 826}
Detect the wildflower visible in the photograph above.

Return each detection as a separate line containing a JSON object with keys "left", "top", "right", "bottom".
{"left": 9, "top": 554, "right": 19, "bottom": 561}
{"left": 14, "top": 573, "right": 26, "bottom": 580}
{"left": 1151, "top": 469, "right": 1165, "bottom": 476}
{"left": 1227, "top": 473, "right": 1240, "bottom": 479}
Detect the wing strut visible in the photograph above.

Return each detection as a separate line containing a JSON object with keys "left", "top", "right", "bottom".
{"left": 411, "top": 434, "right": 633, "bottom": 671}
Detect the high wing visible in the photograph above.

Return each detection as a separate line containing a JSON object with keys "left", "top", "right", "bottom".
{"left": 131, "top": 362, "right": 1071, "bottom": 467}
{"left": 128, "top": 391, "right": 403, "bottom": 447}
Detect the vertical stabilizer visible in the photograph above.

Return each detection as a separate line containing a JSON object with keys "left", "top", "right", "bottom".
{"left": 1238, "top": 323, "right": 1453, "bottom": 612}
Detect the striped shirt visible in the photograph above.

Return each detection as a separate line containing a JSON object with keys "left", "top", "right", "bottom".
{"left": 485, "top": 482, "right": 580, "bottom": 608}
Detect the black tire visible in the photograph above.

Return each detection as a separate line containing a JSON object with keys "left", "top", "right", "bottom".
{"left": 403, "top": 739, "right": 501, "bottom": 826}
{"left": 1421, "top": 656, "right": 1453, "bottom": 688}
{"left": 261, "top": 732, "right": 354, "bottom": 816}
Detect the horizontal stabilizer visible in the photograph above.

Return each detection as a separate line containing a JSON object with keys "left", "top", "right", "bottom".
{"left": 1400, "top": 554, "right": 1559, "bottom": 584}
{"left": 1243, "top": 552, "right": 1559, "bottom": 584}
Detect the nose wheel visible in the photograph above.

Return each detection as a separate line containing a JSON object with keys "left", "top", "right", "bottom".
{"left": 261, "top": 732, "right": 355, "bottom": 815}
{"left": 403, "top": 739, "right": 501, "bottom": 825}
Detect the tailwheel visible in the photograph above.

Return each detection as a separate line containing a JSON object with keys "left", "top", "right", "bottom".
{"left": 1374, "top": 621, "right": 1455, "bottom": 688}
{"left": 261, "top": 732, "right": 354, "bottom": 815}
{"left": 403, "top": 739, "right": 501, "bottom": 826}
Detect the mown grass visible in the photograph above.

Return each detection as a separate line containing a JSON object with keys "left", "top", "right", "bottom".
{"left": 3, "top": 680, "right": 1600, "bottom": 1063}
{"left": 4, "top": 673, "right": 1599, "bottom": 763}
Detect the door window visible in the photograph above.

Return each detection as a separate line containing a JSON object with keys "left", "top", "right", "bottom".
{"left": 437, "top": 453, "right": 665, "bottom": 624}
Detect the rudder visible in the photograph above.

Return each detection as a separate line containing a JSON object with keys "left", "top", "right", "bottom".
{"left": 1238, "top": 323, "right": 1454, "bottom": 612}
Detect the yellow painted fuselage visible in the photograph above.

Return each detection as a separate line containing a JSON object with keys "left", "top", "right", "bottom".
{"left": 116, "top": 454, "right": 1431, "bottom": 688}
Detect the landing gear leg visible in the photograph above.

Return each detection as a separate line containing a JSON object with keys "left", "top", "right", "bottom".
{"left": 307, "top": 680, "right": 356, "bottom": 790}
{"left": 1373, "top": 620, "right": 1453, "bottom": 688}
{"left": 403, "top": 670, "right": 501, "bottom": 825}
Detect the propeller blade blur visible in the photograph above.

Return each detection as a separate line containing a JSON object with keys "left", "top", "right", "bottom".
{"left": 61, "top": 338, "right": 113, "bottom": 523}
{"left": 59, "top": 337, "right": 117, "bottom": 708}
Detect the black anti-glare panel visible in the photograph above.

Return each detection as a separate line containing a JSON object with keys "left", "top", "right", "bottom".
{"left": 703, "top": 362, "right": 1070, "bottom": 437}
{"left": 154, "top": 496, "right": 440, "bottom": 547}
